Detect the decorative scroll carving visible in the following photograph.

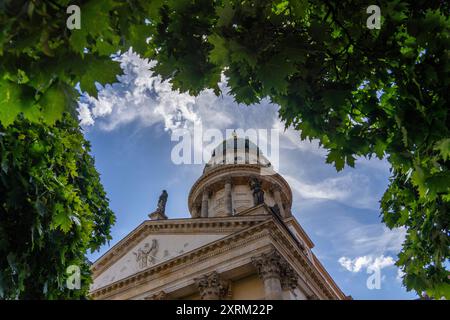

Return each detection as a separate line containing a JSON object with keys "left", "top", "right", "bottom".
{"left": 133, "top": 239, "right": 158, "bottom": 269}
{"left": 194, "top": 272, "right": 230, "bottom": 300}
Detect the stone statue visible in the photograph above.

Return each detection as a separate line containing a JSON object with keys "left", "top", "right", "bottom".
{"left": 249, "top": 177, "right": 264, "bottom": 205}
{"left": 149, "top": 190, "right": 168, "bottom": 220}
{"left": 134, "top": 239, "right": 158, "bottom": 269}
{"left": 157, "top": 190, "right": 168, "bottom": 214}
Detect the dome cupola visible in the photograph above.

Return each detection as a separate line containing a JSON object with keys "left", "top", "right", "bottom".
{"left": 188, "top": 134, "right": 292, "bottom": 219}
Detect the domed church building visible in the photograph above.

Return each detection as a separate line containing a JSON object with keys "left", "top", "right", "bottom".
{"left": 90, "top": 136, "right": 348, "bottom": 300}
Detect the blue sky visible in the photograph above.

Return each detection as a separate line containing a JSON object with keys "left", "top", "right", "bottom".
{"left": 81, "top": 50, "right": 417, "bottom": 300}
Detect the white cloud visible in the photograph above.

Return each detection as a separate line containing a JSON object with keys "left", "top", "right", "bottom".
{"left": 285, "top": 174, "right": 351, "bottom": 201}
{"left": 284, "top": 172, "right": 381, "bottom": 209}
{"left": 78, "top": 49, "right": 280, "bottom": 135}
{"left": 78, "top": 49, "right": 200, "bottom": 131}
{"left": 77, "top": 103, "right": 94, "bottom": 126}
{"left": 344, "top": 225, "right": 406, "bottom": 255}
{"left": 338, "top": 255, "right": 395, "bottom": 273}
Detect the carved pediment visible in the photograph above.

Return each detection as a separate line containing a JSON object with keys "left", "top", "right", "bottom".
{"left": 91, "top": 233, "right": 228, "bottom": 291}
{"left": 90, "top": 215, "right": 273, "bottom": 293}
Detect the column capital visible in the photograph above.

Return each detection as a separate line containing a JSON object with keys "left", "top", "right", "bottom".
{"left": 251, "top": 250, "right": 283, "bottom": 281}
{"left": 252, "top": 250, "right": 298, "bottom": 289}
{"left": 194, "top": 272, "right": 230, "bottom": 300}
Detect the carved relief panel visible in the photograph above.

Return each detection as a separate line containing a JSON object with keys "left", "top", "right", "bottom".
{"left": 133, "top": 239, "right": 158, "bottom": 269}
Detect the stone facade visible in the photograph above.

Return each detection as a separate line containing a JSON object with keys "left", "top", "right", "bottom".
{"left": 90, "top": 137, "right": 348, "bottom": 300}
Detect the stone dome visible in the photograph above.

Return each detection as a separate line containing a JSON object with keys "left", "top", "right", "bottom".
{"left": 203, "top": 136, "right": 271, "bottom": 174}
{"left": 189, "top": 136, "right": 292, "bottom": 219}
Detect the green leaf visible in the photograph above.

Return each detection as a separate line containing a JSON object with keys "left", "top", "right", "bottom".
{"left": 39, "top": 85, "right": 68, "bottom": 124}
{"left": 0, "top": 80, "right": 40, "bottom": 126}
{"left": 434, "top": 139, "right": 450, "bottom": 161}
{"left": 326, "top": 149, "right": 345, "bottom": 171}
{"left": 51, "top": 203, "right": 73, "bottom": 233}
{"left": 257, "top": 54, "right": 294, "bottom": 94}
{"left": 69, "top": 0, "right": 115, "bottom": 54}
{"left": 374, "top": 139, "right": 386, "bottom": 159}
{"left": 322, "top": 89, "right": 349, "bottom": 108}
{"left": 79, "top": 58, "right": 121, "bottom": 96}
{"left": 411, "top": 166, "right": 428, "bottom": 198}
{"left": 208, "top": 34, "right": 228, "bottom": 66}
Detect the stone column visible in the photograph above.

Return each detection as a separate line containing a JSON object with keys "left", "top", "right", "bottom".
{"left": 201, "top": 188, "right": 209, "bottom": 218}
{"left": 252, "top": 251, "right": 284, "bottom": 300}
{"left": 195, "top": 272, "right": 229, "bottom": 300}
{"left": 191, "top": 205, "right": 201, "bottom": 218}
{"left": 224, "top": 178, "right": 233, "bottom": 216}
{"left": 272, "top": 186, "right": 289, "bottom": 218}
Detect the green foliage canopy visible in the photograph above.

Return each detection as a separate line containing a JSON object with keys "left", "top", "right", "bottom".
{"left": 0, "top": 0, "right": 449, "bottom": 298}
{"left": 0, "top": 115, "right": 115, "bottom": 299}
{"left": 0, "top": 0, "right": 155, "bottom": 126}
